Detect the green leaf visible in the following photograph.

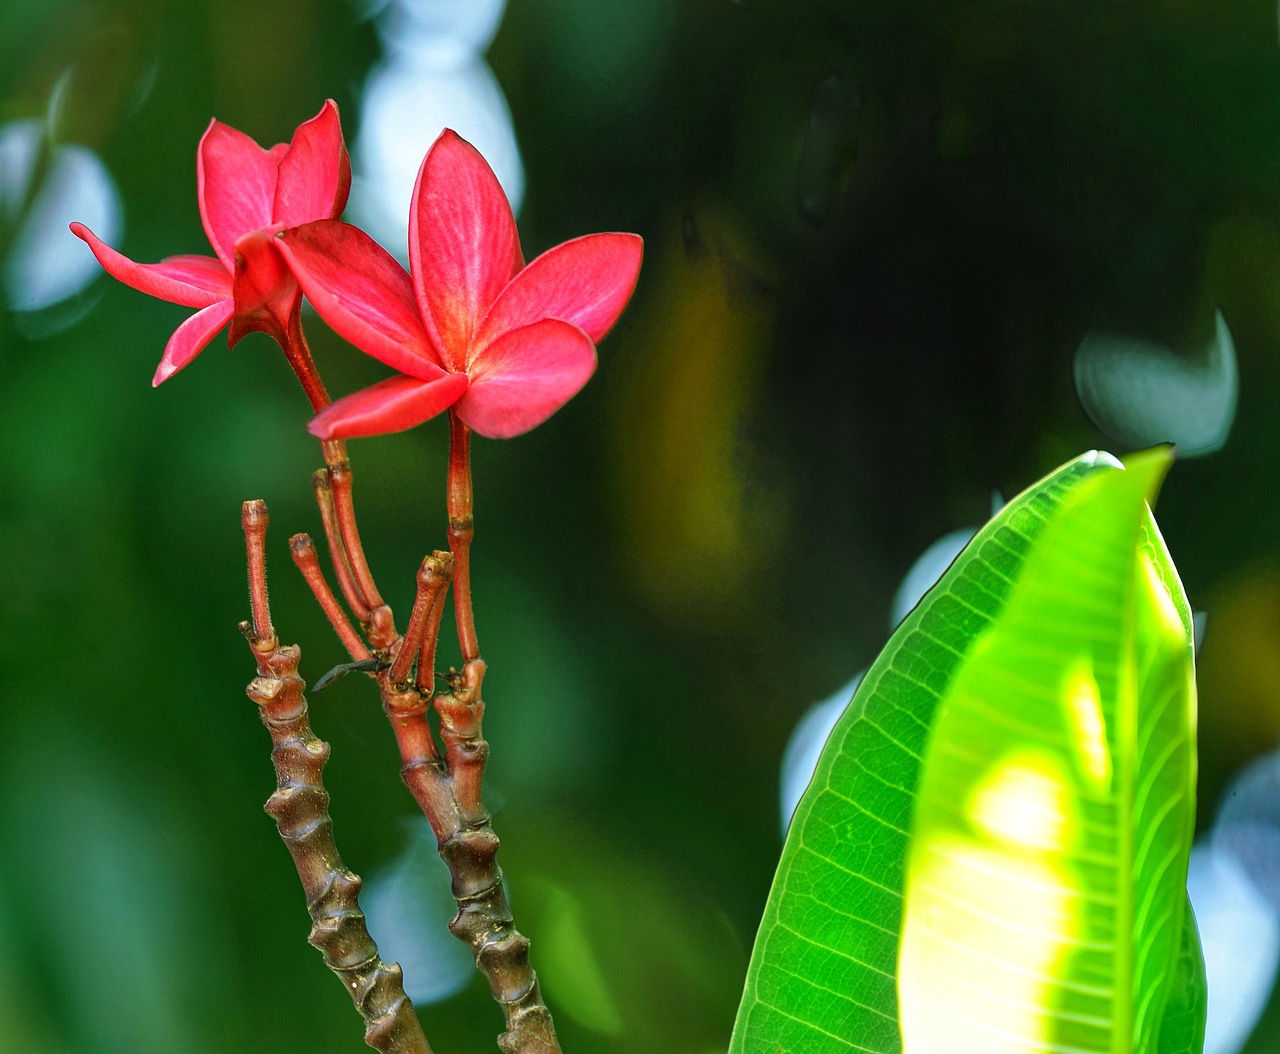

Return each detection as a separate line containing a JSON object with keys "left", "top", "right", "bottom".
{"left": 1156, "top": 897, "right": 1207, "bottom": 1054}
{"left": 730, "top": 450, "right": 1203, "bottom": 1054}
{"left": 731, "top": 451, "right": 1118, "bottom": 1053}
{"left": 897, "top": 449, "right": 1198, "bottom": 1052}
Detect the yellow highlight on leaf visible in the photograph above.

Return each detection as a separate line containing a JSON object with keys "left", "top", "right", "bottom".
{"left": 900, "top": 837, "right": 1080, "bottom": 1053}
{"left": 1139, "top": 549, "right": 1189, "bottom": 646}
{"left": 903, "top": 752, "right": 1091, "bottom": 1053}
{"left": 1065, "top": 663, "right": 1112, "bottom": 791}
{"left": 967, "top": 750, "right": 1072, "bottom": 854}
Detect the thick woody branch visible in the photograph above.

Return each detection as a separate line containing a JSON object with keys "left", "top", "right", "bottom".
{"left": 267, "top": 418, "right": 557, "bottom": 1052}
{"left": 241, "top": 501, "right": 433, "bottom": 1054}
{"left": 390, "top": 657, "right": 559, "bottom": 1054}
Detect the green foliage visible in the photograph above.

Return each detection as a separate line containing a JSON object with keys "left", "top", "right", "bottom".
{"left": 1157, "top": 899, "right": 1208, "bottom": 1054}
{"left": 731, "top": 450, "right": 1205, "bottom": 1054}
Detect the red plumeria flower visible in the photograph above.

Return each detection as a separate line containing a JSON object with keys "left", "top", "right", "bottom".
{"left": 70, "top": 100, "right": 350, "bottom": 385}
{"left": 275, "top": 129, "right": 643, "bottom": 440}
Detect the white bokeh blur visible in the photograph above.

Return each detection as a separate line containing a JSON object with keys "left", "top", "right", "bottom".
{"left": 1188, "top": 845, "right": 1280, "bottom": 1054}
{"left": 778, "top": 672, "right": 863, "bottom": 835}
{"left": 1073, "top": 309, "right": 1238, "bottom": 457}
{"left": 362, "top": 820, "right": 475, "bottom": 1005}
{"left": 1, "top": 118, "right": 121, "bottom": 332}
{"left": 889, "top": 526, "right": 977, "bottom": 629}
{"left": 351, "top": 0, "right": 523, "bottom": 263}
{"left": 1196, "top": 747, "right": 1280, "bottom": 1052}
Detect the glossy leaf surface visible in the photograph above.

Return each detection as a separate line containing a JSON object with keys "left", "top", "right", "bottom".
{"left": 1157, "top": 898, "right": 1208, "bottom": 1054}
{"left": 731, "top": 450, "right": 1203, "bottom": 1054}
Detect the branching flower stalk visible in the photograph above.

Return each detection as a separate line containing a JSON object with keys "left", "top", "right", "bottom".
{"left": 277, "top": 312, "right": 400, "bottom": 657}
{"left": 75, "top": 100, "right": 639, "bottom": 1054}
{"left": 259, "top": 324, "right": 556, "bottom": 1050}
{"left": 432, "top": 431, "right": 556, "bottom": 1049}
{"left": 391, "top": 539, "right": 560, "bottom": 1054}
{"left": 277, "top": 309, "right": 397, "bottom": 650}
{"left": 275, "top": 365, "right": 557, "bottom": 1051}
{"left": 295, "top": 456, "right": 562, "bottom": 1054}
{"left": 240, "top": 501, "right": 432, "bottom": 1054}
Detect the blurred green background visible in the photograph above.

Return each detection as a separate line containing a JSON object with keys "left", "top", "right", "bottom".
{"left": 2, "top": 1, "right": 1279, "bottom": 1051}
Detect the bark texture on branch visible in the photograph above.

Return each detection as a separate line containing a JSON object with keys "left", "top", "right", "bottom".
{"left": 385, "top": 653, "right": 560, "bottom": 1054}
{"left": 242, "top": 500, "right": 433, "bottom": 1054}
{"left": 285, "top": 421, "right": 565, "bottom": 1054}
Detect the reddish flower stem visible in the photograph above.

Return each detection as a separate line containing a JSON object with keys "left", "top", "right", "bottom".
{"left": 280, "top": 302, "right": 331, "bottom": 414}
{"left": 384, "top": 679, "right": 452, "bottom": 825}
{"left": 359, "top": 543, "right": 558, "bottom": 1052}
{"left": 240, "top": 502, "right": 433, "bottom": 1054}
{"left": 276, "top": 309, "right": 392, "bottom": 644}
{"left": 312, "top": 469, "right": 373, "bottom": 625}
{"left": 434, "top": 662, "right": 489, "bottom": 826}
{"left": 276, "top": 310, "right": 389, "bottom": 642}
{"left": 289, "top": 533, "right": 373, "bottom": 662}
{"left": 381, "top": 556, "right": 453, "bottom": 777}
{"left": 267, "top": 396, "right": 557, "bottom": 1051}
{"left": 309, "top": 440, "right": 397, "bottom": 652}
{"left": 417, "top": 572, "right": 450, "bottom": 696}
{"left": 325, "top": 448, "right": 390, "bottom": 620}
{"left": 244, "top": 500, "right": 274, "bottom": 642}
{"left": 388, "top": 552, "right": 453, "bottom": 689}
{"left": 434, "top": 416, "right": 558, "bottom": 1050}
{"left": 446, "top": 412, "right": 479, "bottom": 663}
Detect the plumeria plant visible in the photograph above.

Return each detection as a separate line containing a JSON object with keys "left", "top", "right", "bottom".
{"left": 75, "top": 101, "right": 641, "bottom": 1054}
{"left": 73, "top": 101, "right": 1209, "bottom": 1054}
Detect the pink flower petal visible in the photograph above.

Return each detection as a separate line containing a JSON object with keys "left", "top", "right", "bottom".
{"left": 454, "top": 317, "right": 596, "bottom": 439}
{"left": 472, "top": 233, "right": 642, "bottom": 361}
{"left": 152, "top": 299, "right": 236, "bottom": 386}
{"left": 197, "top": 119, "right": 280, "bottom": 270}
{"left": 70, "top": 223, "right": 231, "bottom": 307}
{"left": 307, "top": 372, "right": 469, "bottom": 440}
{"left": 277, "top": 220, "right": 444, "bottom": 380}
{"left": 273, "top": 99, "right": 351, "bottom": 229}
{"left": 409, "top": 129, "right": 523, "bottom": 369}
{"left": 229, "top": 228, "right": 298, "bottom": 347}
